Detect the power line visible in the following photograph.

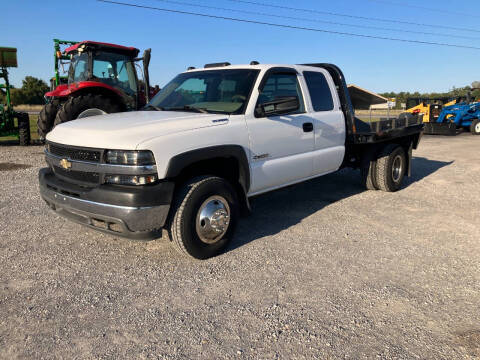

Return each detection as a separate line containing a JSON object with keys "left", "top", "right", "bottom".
{"left": 97, "top": 0, "right": 480, "bottom": 50}
{"left": 225, "top": 0, "right": 480, "bottom": 34}
{"left": 365, "top": 0, "right": 474, "bottom": 17}
{"left": 149, "top": 0, "right": 480, "bottom": 41}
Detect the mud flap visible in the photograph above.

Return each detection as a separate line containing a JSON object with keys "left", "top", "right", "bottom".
{"left": 424, "top": 122, "right": 457, "bottom": 136}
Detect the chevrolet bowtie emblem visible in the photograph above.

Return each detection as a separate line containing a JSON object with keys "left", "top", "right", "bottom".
{"left": 59, "top": 158, "right": 72, "bottom": 170}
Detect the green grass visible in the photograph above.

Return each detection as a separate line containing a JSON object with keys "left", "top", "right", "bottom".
{"left": 0, "top": 114, "right": 39, "bottom": 143}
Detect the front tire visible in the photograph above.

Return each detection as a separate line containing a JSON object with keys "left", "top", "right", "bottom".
{"left": 169, "top": 176, "right": 239, "bottom": 259}
{"left": 470, "top": 119, "right": 480, "bottom": 135}
{"left": 375, "top": 144, "right": 406, "bottom": 192}
{"left": 38, "top": 99, "right": 60, "bottom": 140}
{"left": 53, "top": 94, "right": 122, "bottom": 127}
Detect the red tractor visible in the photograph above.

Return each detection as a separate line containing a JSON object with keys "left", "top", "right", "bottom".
{"left": 38, "top": 40, "right": 158, "bottom": 140}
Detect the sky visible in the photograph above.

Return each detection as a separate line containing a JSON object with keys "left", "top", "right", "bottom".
{"left": 3, "top": 0, "right": 480, "bottom": 93}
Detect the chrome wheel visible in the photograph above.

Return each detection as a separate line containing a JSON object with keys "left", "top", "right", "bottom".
{"left": 392, "top": 154, "right": 403, "bottom": 183}
{"left": 77, "top": 108, "right": 107, "bottom": 119}
{"left": 475, "top": 122, "right": 480, "bottom": 133}
{"left": 196, "top": 195, "right": 230, "bottom": 244}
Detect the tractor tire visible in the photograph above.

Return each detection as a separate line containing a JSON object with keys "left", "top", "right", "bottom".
{"left": 38, "top": 99, "right": 60, "bottom": 141}
{"left": 53, "top": 94, "right": 122, "bottom": 127}
{"left": 168, "top": 176, "right": 239, "bottom": 260}
{"left": 18, "top": 113, "right": 31, "bottom": 146}
{"left": 375, "top": 144, "right": 406, "bottom": 192}
{"left": 470, "top": 119, "right": 480, "bottom": 135}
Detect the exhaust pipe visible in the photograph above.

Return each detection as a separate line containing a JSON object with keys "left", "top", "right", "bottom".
{"left": 142, "top": 48, "right": 151, "bottom": 104}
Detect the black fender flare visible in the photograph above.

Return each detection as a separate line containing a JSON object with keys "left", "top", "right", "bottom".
{"left": 164, "top": 145, "right": 251, "bottom": 194}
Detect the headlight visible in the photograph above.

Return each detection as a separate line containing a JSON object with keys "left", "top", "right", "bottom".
{"left": 106, "top": 150, "right": 155, "bottom": 166}
{"left": 105, "top": 174, "right": 157, "bottom": 186}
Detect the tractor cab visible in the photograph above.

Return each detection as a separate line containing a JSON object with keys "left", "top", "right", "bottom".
{"left": 65, "top": 41, "right": 144, "bottom": 110}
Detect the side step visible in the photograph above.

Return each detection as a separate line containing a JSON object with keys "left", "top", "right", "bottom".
{"left": 424, "top": 122, "right": 458, "bottom": 136}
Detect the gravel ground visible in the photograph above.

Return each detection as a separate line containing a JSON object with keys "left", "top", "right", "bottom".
{"left": 0, "top": 134, "right": 479, "bottom": 359}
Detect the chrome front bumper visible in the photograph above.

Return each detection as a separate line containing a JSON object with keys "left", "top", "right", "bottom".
{"left": 39, "top": 168, "right": 173, "bottom": 240}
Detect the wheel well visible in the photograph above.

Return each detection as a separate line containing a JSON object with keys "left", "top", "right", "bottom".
{"left": 171, "top": 157, "right": 250, "bottom": 215}
{"left": 174, "top": 157, "right": 238, "bottom": 183}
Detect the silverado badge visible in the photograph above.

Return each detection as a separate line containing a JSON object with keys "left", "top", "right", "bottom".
{"left": 59, "top": 158, "right": 72, "bottom": 170}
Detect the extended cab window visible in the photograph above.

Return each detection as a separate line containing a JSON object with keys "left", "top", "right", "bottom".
{"left": 303, "top": 71, "right": 334, "bottom": 111}
{"left": 257, "top": 73, "right": 305, "bottom": 114}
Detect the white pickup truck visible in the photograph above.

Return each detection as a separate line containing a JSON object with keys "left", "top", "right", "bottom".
{"left": 39, "top": 62, "right": 423, "bottom": 259}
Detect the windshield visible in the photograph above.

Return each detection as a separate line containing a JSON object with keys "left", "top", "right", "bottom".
{"left": 148, "top": 69, "right": 260, "bottom": 114}
{"left": 68, "top": 51, "right": 137, "bottom": 95}
{"left": 92, "top": 51, "right": 137, "bottom": 95}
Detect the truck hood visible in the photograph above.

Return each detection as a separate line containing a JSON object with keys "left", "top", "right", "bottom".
{"left": 46, "top": 110, "right": 230, "bottom": 149}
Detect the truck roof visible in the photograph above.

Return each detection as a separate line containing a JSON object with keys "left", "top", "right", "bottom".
{"left": 183, "top": 63, "right": 319, "bottom": 73}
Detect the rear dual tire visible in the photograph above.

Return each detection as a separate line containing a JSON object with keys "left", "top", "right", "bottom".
{"left": 375, "top": 144, "right": 406, "bottom": 192}
{"left": 361, "top": 149, "right": 378, "bottom": 190}
{"left": 361, "top": 144, "right": 406, "bottom": 192}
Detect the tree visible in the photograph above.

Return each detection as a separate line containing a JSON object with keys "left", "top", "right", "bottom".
{"left": 379, "top": 81, "right": 480, "bottom": 109}
{"left": 10, "top": 76, "right": 49, "bottom": 105}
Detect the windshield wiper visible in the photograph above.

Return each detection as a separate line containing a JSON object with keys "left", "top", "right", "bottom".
{"left": 166, "top": 105, "right": 209, "bottom": 114}
{"left": 143, "top": 104, "right": 164, "bottom": 111}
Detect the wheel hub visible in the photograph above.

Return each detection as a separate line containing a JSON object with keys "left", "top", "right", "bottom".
{"left": 475, "top": 122, "right": 480, "bottom": 133}
{"left": 196, "top": 196, "right": 230, "bottom": 244}
{"left": 392, "top": 154, "right": 403, "bottom": 183}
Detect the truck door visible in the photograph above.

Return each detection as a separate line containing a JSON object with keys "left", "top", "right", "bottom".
{"left": 302, "top": 70, "right": 346, "bottom": 175}
{"left": 245, "top": 68, "right": 315, "bottom": 194}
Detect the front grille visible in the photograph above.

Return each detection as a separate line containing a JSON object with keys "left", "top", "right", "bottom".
{"left": 53, "top": 166, "right": 100, "bottom": 185}
{"left": 49, "top": 143, "right": 102, "bottom": 163}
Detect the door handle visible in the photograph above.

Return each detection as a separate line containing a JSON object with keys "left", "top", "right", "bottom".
{"left": 303, "top": 122, "right": 314, "bottom": 132}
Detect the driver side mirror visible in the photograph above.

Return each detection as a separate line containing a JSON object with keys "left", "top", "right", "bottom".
{"left": 255, "top": 96, "right": 300, "bottom": 118}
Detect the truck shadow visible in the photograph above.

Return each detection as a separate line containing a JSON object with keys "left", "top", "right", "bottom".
{"left": 228, "top": 157, "right": 453, "bottom": 252}
{"left": 403, "top": 157, "right": 454, "bottom": 185}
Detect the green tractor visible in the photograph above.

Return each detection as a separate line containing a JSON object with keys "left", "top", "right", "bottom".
{"left": 50, "top": 38, "right": 77, "bottom": 91}
{"left": 0, "top": 47, "right": 30, "bottom": 146}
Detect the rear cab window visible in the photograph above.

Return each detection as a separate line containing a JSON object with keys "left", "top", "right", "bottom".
{"left": 303, "top": 71, "right": 334, "bottom": 112}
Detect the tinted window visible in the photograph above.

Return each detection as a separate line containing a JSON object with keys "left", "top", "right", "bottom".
{"left": 304, "top": 71, "right": 334, "bottom": 111}
{"left": 257, "top": 73, "right": 304, "bottom": 113}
